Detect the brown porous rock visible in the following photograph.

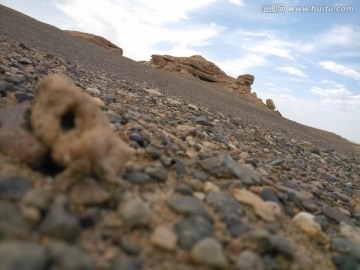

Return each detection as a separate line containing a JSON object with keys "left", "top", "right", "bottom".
{"left": 31, "top": 74, "right": 133, "bottom": 191}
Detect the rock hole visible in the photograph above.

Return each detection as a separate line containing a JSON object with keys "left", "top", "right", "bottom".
{"left": 61, "top": 110, "right": 75, "bottom": 131}
{"left": 39, "top": 151, "right": 64, "bottom": 176}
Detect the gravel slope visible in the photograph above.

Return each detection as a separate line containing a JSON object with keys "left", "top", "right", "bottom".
{"left": 0, "top": 4, "right": 357, "bottom": 150}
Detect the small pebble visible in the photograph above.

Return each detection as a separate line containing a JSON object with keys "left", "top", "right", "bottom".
{"left": 150, "top": 226, "right": 177, "bottom": 251}
{"left": 235, "top": 249, "right": 265, "bottom": 270}
{"left": 118, "top": 198, "right": 152, "bottom": 228}
{"left": 191, "top": 237, "right": 228, "bottom": 269}
{"left": 175, "top": 216, "right": 213, "bottom": 250}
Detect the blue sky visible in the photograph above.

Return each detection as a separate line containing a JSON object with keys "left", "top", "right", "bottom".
{"left": 2, "top": 0, "right": 360, "bottom": 142}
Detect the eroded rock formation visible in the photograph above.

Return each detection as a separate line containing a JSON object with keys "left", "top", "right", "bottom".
{"left": 146, "top": 54, "right": 277, "bottom": 111}
{"left": 225, "top": 74, "right": 255, "bottom": 94}
{"left": 149, "top": 55, "right": 227, "bottom": 83}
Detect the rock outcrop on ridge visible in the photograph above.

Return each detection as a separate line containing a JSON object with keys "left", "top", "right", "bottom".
{"left": 146, "top": 54, "right": 275, "bottom": 110}
{"left": 148, "top": 54, "right": 227, "bottom": 83}
{"left": 66, "top": 30, "right": 123, "bottom": 56}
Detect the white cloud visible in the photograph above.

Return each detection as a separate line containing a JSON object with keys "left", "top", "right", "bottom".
{"left": 310, "top": 85, "right": 360, "bottom": 111}
{"left": 54, "top": 0, "right": 220, "bottom": 60}
{"left": 228, "top": 0, "right": 245, "bottom": 6}
{"left": 248, "top": 43, "right": 294, "bottom": 59}
{"left": 163, "top": 45, "right": 199, "bottom": 57}
{"left": 256, "top": 90, "right": 360, "bottom": 143}
{"left": 219, "top": 54, "right": 268, "bottom": 77}
{"left": 218, "top": 28, "right": 317, "bottom": 75}
{"left": 321, "top": 80, "right": 345, "bottom": 88}
{"left": 276, "top": 66, "right": 308, "bottom": 78}
{"left": 319, "top": 25, "right": 360, "bottom": 47}
{"left": 288, "top": 77, "right": 312, "bottom": 83}
{"left": 319, "top": 61, "right": 360, "bottom": 81}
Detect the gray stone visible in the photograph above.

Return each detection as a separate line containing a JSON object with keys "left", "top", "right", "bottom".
{"left": 206, "top": 192, "right": 243, "bottom": 217}
{"left": 332, "top": 237, "right": 355, "bottom": 254}
{"left": 262, "top": 255, "right": 277, "bottom": 270}
{"left": 235, "top": 250, "right": 264, "bottom": 270}
{"left": 192, "top": 169, "right": 209, "bottom": 181}
{"left": 198, "top": 154, "right": 261, "bottom": 184}
{"left": 174, "top": 184, "right": 193, "bottom": 195}
{"left": 22, "top": 188, "right": 52, "bottom": 212}
{"left": 106, "top": 112, "right": 124, "bottom": 124}
{"left": 105, "top": 93, "right": 116, "bottom": 103}
{"left": 129, "top": 132, "right": 146, "bottom": 147}
{"left": 144, "top": 165, "right": 168, "bottom": 182}
{"left": 193, "top": 116, "right": 213, "bottom": 127}
{"left": 119, "top": 197, "right": 152, "bottom": 228}
{"left": 322, "top": 206, "right": 352, "bottom": 224}
{"left": 14, "top": 91, "right": 33, "bottom": 102}
{"left": 145, "top": 145, "right": 162, "bottom": 160}
{"left": 242, "top": 229, "right": 272, "bottom": 254}
{"left": 232, "top": 117, "right": 243, "bottom": 127}
{"left": 0, "top": 201, "right": 29, "bottom": 238}
{"left": 47, "top": 241, "right": 93, "bottom": 270}
{"left": 191, "top": 237, "right": 228, "bottom": 269}
{"left": 0, "top": 81, "right": 8, "bottom": 94}
{"left": 314, "top": 215, "right": 329, "bottom": 231}
{"left": 308, "top": 147, "right": 320, "bottom": 155}
{"left": 301, "top": 200, "right": 318, "bottom": 212}
{"left": 4, "top": 75, "right": 24, "bottom": 85}
{"left": 120, "top": 238, "right": 141, "bottom": 255}
{"left": 260, "top": 188, "right": 281, "bottom": 205}
{"left": 111, "top": 256, "right": 143, "bottom": 270}
{"left": 213, "top": 134, "right": 229, "bottom": 145}
{"left": 0, "top": 175, "right": 32, "bottom": 200}
{"left": 205, "top": 191, "right": 246, "bottom": 236}
{"left": 332, "top": 254, "right": 358, "bottom": 270}
{"left": 267, "top": 158, "right": 284, "bottom": 166}
{"left": 171, "top": 159, "right": 187, "bottom": 178}
{"left": 168, "top": 195, "right": 212, "bottom": 220}
{"left": 324, "top": 184, "right": 334, "bottom": 193}
{"left": 124, "top": 171, "right": 152, "bottom": 184}
{"left": 331, "top": 237, "right": 360, "bottom": 261}
{"left": 235, "top": 129, "right": 246, "bottom": 140}
{"left": 270, "top": 235, "right": 294, "bottom": 259}
{"left": 287, "top": 192, "right": 305, "bottom": 211}
{"left": 175, "top": 216, "right": 213, "bottom": 250}
{"left": 0, "top": 240, "right": 46, "bottom": 270}
{"left": 336, "top": 193, "right": 351, "bottom": 203}
{"left": 39, "top": 196, "right": 81, "bottom": 242}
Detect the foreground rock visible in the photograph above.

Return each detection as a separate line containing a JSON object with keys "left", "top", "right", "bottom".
{"left": 31, "top": 74, "right": 133, "bottom": 191}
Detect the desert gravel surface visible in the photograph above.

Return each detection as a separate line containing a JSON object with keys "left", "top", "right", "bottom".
{"left": 0, "top": 4, "right": 360, "bottom": 270}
